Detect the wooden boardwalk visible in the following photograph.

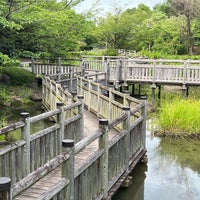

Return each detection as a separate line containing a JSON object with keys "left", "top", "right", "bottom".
{"left": 0, "top": 69, "right": 146, "bottom": 200}
{"left": 14, "top": 110, "right": 108, "bottom": 199}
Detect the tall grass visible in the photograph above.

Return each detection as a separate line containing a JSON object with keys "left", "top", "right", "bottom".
{"left": 158, "top": 98, "right": 200, "bottom": 136}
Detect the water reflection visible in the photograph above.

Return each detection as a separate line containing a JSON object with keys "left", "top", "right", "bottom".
{"left": 112, "top": 119, "right": 200, "bottom": 200}
{"left": 0, "top": 102, "right": 53, "bottom": 141}
{"left": 112, "top": 164, "right": 147, "bottom": 200}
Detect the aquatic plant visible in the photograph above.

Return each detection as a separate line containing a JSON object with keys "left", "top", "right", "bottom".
{"left": 158, "top": 98, "right": 200, "bottom": 137}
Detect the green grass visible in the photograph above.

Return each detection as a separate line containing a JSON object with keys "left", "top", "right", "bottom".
{"left": 158, "top": 98, "right": 200, "bottom": 137}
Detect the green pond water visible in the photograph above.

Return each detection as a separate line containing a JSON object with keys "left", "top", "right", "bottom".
{"left": 112, "top": 119, "right": 200, "bottom": 200}
{"left": 0, "top": 102, "right": 52, "bottom": 142}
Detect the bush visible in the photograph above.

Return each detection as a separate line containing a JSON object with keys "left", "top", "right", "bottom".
{"left": 0, "top": 52, "right": 20, "bottom": 67}
{"left": 103, "top": 48, "right": 118, "bottom": 56}
{"left": 0, "top": 67, "right": 36, "bottom": 86}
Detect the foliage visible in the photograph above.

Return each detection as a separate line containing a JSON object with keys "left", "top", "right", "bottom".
{"left": 103, "top": 48, "right": 118, "bottom": 56}
{"left": 0, "top": 53, "right": 20, "bottom": 67}
{"left": 1, "top": 1, "right": 200, "bottom": 58}
{"left": 0, "top": 0, "right": 97, "bottom": 58}
{"left": 0, "top": 67, "right": 36, "bottom": 86}
{"left": 158, "top": 98, "right": 200, "bottom": 136}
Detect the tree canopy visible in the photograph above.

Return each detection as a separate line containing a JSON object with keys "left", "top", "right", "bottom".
{"left": 1, "top": 0, "right": 200, "bottom": 60}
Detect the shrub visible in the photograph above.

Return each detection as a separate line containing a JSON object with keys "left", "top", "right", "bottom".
{"left": 0, "top": 52, "right": 20, "bottom": 67}
{"left": 0, "top": 67, "right": 36, "bottom": 86}
{"left": 103, "top": 48, "right": 118, "bottom": 56}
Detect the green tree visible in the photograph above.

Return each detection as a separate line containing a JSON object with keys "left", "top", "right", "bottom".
{"left": 96, "top": 11, "right": 134, "bottom": 49}
{"left": 167, "top": 0, "right": 200, "bottom": 55}
{"left": 0, "top": 0, "right": 96, "bottom": 58}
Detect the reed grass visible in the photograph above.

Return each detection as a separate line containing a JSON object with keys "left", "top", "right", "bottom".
{"left": 158, "top": 98, "right": 200, "bottom": 137}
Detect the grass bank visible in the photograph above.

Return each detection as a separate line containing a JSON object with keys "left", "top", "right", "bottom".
{"left": 157, "top": 98, "right": 200, "bottom": 138}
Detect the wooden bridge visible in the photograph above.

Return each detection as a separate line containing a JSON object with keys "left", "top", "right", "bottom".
{"left": 0, "top": 68, "right": 146, "bottom": 199}
{"left": 2, "top": 56, "right": 200, "bottom": 199}
{"left": 29, "top": 56, "right": 200, "bottom": 99}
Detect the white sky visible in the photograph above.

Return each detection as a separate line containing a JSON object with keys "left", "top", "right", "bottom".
{"left": 75, "top": 0, "right": 165, "bottom": 14}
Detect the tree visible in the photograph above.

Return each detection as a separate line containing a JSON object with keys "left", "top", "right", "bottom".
{"left": 0, "top": 0, "right": 96, "bottom": 58}
{"left": 96, "top": 12, "right": 134, "bottom": 49}
{"left": 168, "top": 0, "right": 200, "bottom": 55}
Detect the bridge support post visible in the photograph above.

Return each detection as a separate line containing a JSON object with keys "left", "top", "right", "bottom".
{"left": 62, "top": 139, "right": 75, "bottom": 200}
{"left": 0, "top": 177, "right": 11, "bottom": 200}
{"left": 182, "top": 85, "right": 188, "bottom": 98}
{"left": 158, "top": 85, "right": 161, "bottom": 100}
{"left": 131, "top": 84, "right": 135, "bottom": 97}
{"left": 20, "top": 112, "right": 31, "bottom": 176}
{"left": 99, "top": 119, "right": 109, "bottom": 199}
{"left": 151, "top": 84, "right": 156, "bottom": 105}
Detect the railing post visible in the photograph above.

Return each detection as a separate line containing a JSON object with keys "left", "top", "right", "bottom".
{"left": 99, "top": 119, "right": 109, "bottom": 199}
{"left": 62, "top": 139, "right": 75, "bottom": 200}
{"left": 20, "top": 112, "right": 30, "bottom": 176}
{"left": 57, "top": 103, "right": 65, "bottom": 148}
{"left": 108, "top": 88, "right": 114, "bottom": 121}
{"left": 31, "top": 57, "right": 34, "bottom": 74}
{"left": 81, "top": 59, "right": 85, "bottom": 76}
{"left": 152, "top": 59, "right": 156, "bottom": 83}
{"left": 115, "top": 59, "right": 122, "bottom": 89}
{"left": 123, "top": 107, "right": 130, "bottom": 172}
{"left": 95, "top": 71, "right": 99, "bottom": 83}
{"left": 58, "top": 57, "right": 61, "bottom": 74}
{"left": 151, "top": 83, "right": 156, "bottom": 106}
{"left": 140, "top": 96, "right": 147, "bottom": 148}
{"left": 118, "top": 58, "right": 122, "bottom": 85}
{"left": 105, "top": 58, "right": 110, "bottom": 87}
{"left": 70, "top": 69, "right": 73, "bottom": 92}
{"left": 97, "top": 84, "right": 101, "bottom": 118}
{"left": 182, "top": 60, "right": 187, "bottom": 98}
{"left": 123, "top": 89, "right": 130, "bottom": 107}
{"left": 123, "top": 58, "right": 127, "bottom": 87}
{"left": 0, "top": 177, "right": 11, "bottom": 200}
{"left": 77, "top": 76, "right": 83, "bottom": 96}
{"left": 77, "top": 95, "right": 84, "bottom": 140}
{"left": 88, "top": 80, "right": 91, "bottom": 111}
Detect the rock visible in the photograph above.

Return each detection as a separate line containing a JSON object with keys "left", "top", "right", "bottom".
{"left": 11, "top": 96, "right": 23, "bottom": 106}
{"left": 29, "top": 93, "right": 42, "bottom": 102}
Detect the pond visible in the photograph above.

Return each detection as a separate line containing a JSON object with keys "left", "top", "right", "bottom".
{"left": 0, "top": 102, "right": 53, "bottom": 142}
{"left": 112, "top": 119, "right": 200, "bottom": 200}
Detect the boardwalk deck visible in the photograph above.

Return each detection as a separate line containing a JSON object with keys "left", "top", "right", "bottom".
{"left": 0, "top": 67, "right": 146, "bottom": 200}
{"left": 14, "top": 110, "right": 118, "bottom": 200}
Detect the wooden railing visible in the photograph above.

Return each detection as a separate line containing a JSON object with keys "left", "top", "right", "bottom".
{"left": 76, "top": 76, "right": 146, "bottom": 197}
{"left": 30, "top": 62, "right": 80, "bottom": 76}
{"left": 0, "top": 71, "right": 146, "bottom": 199}
{"left": 81, "top": 57, "right": 200, "bottom": 86}
{"left": 0, "top": 100, "right": 84, "bottom": 198}
{"left": 43, "top": 74, "right": 146, "bottom": 199}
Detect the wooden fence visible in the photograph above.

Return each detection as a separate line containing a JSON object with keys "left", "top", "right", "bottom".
{"left": 0, "top": 70, "right": 146, "bottom": 199}
{"left": 81, "top": 57, "right": 200, "bottom": 86}
{"left": 0, "top": 100, "right": 83, "bottom": 198}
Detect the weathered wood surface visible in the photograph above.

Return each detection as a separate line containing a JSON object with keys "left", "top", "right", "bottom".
{"left": 13, "top": 110, "right": 117, "bottom": 200}
{"left": 81, "top": 57, "right": 200, "bottom": 86}
{"left": 0, "top": 71, "right": 146, "bottom": 200}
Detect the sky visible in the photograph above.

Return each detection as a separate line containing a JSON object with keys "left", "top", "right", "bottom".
{"left": 75, "top": 0, "right": 165, "bottom": 15}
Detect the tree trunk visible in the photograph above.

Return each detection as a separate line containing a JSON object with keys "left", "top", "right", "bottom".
{"left": 186, "top": 15, "right": 194, "bottom": 55}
